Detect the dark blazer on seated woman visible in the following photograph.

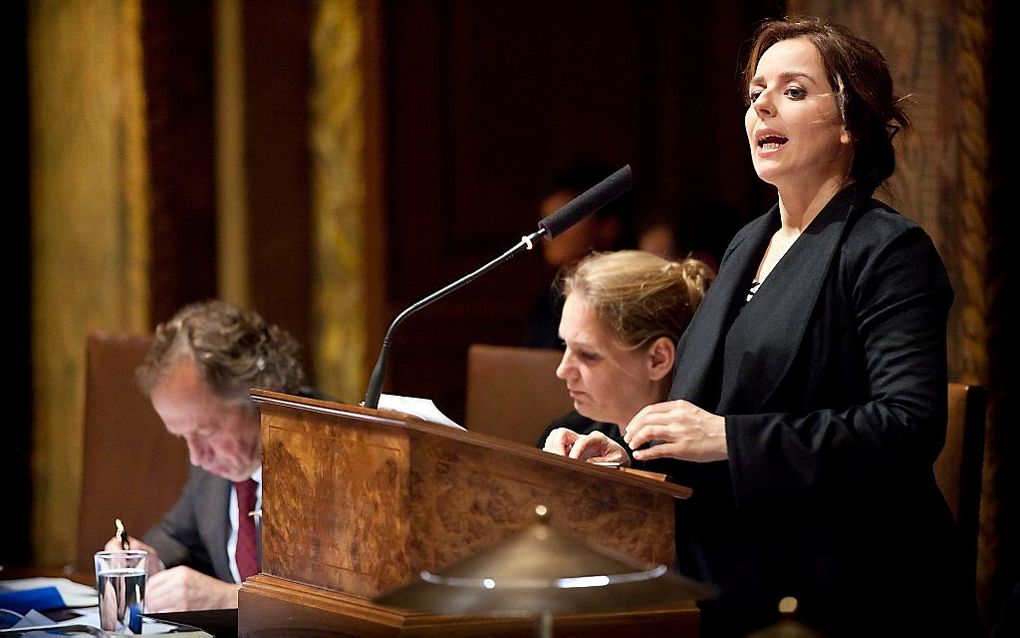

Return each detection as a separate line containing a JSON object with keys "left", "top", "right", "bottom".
{"left": 658, "top": 183, "right": 974, "bottom": 636}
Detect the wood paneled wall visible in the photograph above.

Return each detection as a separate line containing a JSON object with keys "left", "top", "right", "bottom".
{"left": 379, "top": 0, "right": 775, "bottom": 423}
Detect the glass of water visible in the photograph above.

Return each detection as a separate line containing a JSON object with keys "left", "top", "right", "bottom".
{"left": 94, "top": 549, "right": 148, "bottom": 634}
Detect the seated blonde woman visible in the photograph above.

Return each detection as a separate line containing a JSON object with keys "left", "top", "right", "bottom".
{"left": 539, "top": 250, "right": 714, "bottom": 462}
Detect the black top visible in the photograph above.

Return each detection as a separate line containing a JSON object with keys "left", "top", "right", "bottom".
{"left": 535, "top": 410, "right": 628, "bottom": 454}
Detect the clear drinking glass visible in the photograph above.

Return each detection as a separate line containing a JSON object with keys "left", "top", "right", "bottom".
{"left": 94, "top": 549, "right": 147, "bottom": 634}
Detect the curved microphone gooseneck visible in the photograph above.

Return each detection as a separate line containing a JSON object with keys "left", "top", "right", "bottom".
{"left": 363, "top": 164, "right": 633, "bottom": 409}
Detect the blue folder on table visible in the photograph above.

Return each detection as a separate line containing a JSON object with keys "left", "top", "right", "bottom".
{"left": 0, "top": 586, "right": 65, "bottom": 615}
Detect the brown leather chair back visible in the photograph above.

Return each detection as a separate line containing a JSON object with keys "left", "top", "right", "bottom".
{"left": 464, "top": 344, "right": 574, "bottom": 447}
{"left": 934, "top": 382, "right": 987, "bottom": 598}
{"left": 75, "top": 333, "right": 189, "bottom": 572}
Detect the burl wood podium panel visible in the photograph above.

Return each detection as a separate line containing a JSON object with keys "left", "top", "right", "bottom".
{"left": 239, "top": 391, "right": 699, "bottom": 637}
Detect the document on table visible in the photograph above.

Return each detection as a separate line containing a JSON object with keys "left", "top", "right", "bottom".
{"left": 0, "top": 577, "right": 98, "bottom": 609}
{"left": 0, "top": 607, "right": 210, "bottom": 635}
{"left": 0, "top": 578, "right": 209, "bottom": 635}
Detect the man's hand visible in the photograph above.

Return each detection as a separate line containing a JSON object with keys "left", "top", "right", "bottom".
{"left": 103, "top": 536, "right": 164, "bottom": 578}
{"left": 542, "top": 428, "right": 631, "bottom": 466}
{"left": 145, "top": 566, "right": 240, "bottom": 612}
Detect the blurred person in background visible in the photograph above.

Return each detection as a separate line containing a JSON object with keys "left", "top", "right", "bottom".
{"left": 523, "top": 160, "right": 637, "bottom": 349}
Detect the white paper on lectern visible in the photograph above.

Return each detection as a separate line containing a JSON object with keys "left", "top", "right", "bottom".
{"left": 378, "top": 394, "right": 465, "bottom": 430}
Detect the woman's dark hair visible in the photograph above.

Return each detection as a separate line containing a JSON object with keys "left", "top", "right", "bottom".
{"left": 742, "top": 16, "right": 911, "bottom": 187}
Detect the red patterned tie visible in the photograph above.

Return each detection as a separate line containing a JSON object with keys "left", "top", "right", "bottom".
{"left": 234, "top": 478, "right": 260, "bottom": 581}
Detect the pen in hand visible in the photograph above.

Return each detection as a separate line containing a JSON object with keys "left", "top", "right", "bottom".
{"left": 115, "top": 518, "right": 129, "bottom": 550}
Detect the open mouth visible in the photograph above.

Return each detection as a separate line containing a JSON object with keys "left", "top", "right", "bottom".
{"left": 758, "top": 134, "right": 788, "bottom": 150}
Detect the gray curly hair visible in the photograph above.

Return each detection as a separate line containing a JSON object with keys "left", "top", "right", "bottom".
{"left": 137, "top": 300, "right": 307, "bottom": 404}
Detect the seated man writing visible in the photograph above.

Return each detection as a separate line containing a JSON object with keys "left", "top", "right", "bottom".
{"left": 105, "top": 300, "right": 314, "bottom": 612}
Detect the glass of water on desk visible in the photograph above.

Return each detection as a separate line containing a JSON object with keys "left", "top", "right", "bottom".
{"left": 93, "top": 550, "right": 147, "bottom": 634}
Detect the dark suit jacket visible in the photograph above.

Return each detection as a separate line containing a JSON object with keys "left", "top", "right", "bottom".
{"left": 144, "top": 464, "right": 234, "bottom": 583}
{"left": 661, "top": 184, "right": 973, "bottom": 636}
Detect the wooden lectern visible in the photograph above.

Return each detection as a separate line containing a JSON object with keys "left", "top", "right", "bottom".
{"left": 239, "top": 391, "right": 700, "bottom": 637}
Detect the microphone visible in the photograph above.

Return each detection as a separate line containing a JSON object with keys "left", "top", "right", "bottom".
{"left": 363, "top": 164, "right": 634, "bottom": 409}
{"left": 538, "top": 164, "right": 633, "bottom": 238}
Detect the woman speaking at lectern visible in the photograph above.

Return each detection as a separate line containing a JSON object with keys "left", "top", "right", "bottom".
{"left": 555, "top": 17, "right": 976, "bottom": 637}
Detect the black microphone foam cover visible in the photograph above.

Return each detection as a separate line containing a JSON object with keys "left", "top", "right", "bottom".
{"left": 537, "top": 164, "right": 633, "bottom": 239}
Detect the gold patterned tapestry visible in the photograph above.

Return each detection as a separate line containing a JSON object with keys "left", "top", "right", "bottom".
{"left": 28, "top": 0, "right": 150, "bottom": 566}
